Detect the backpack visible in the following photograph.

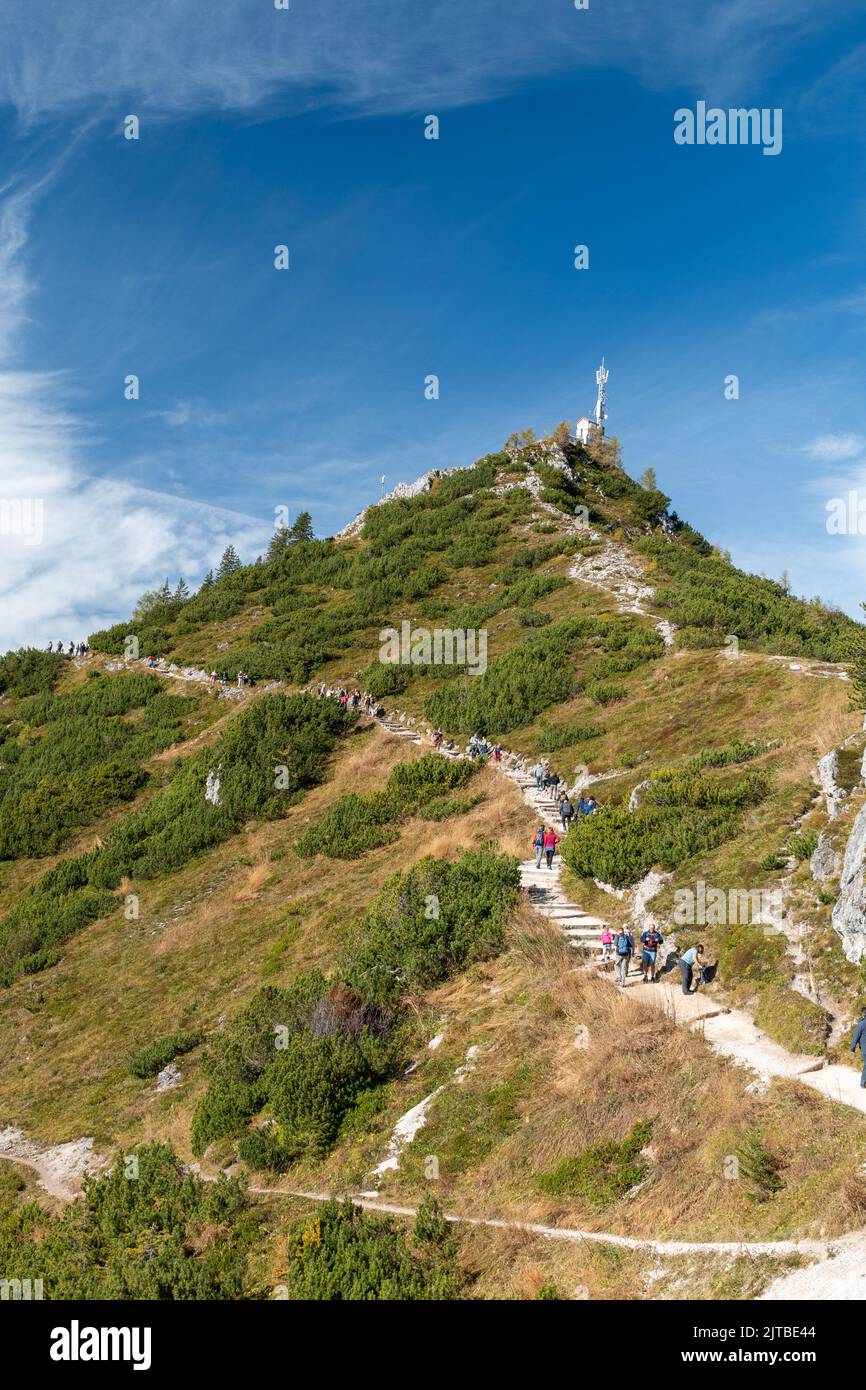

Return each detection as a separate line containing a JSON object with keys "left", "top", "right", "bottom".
{"left": 615, "top": 933, "right": 631, "bottom": 956}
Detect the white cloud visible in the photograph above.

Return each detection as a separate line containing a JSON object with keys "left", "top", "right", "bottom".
{"left": 803, "top": 432, "right": 866, "bottom": 463}
{"left": 0, "top": 0, "right": 847, "bottom": 125}
{"left": 0, "top": 371, "right": 269, "bottom": 650}
{"left": 0, "top": 181, "right": 269, "bottom": 652}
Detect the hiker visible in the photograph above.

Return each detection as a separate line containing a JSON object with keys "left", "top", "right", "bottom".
{"left": 533, "top": 759, "right": 545, "bottom": 789}
{"left": 492, "top": 742, "right": 502, "bottom": 762}
{"left": 533, "top": 825, "right": 545, "bottom": 869}
{"left": 548, "top": 770, "right": 561, "bottom": 798}
{"left": 679, "top": 943, "right": 704, "bottom": 995}
{"left": 639, "top": 925, "right": 664, "bottom": 983}
{"left": 469, "top": 733, "right": 480, "bottom": 758}
{"left": 433, "top": 728, "right": 443, "bottom": 749}
{"left": 559, "top": 795, "right": 574, "bottom": 831}
{"left": 583, "top": 795, "right": 598, "bottom": 816}
{"left": 614, "top": 927, "right": 633, "bottom": 988}
{"left": 599, "top": 926, "right": 614, "bottom": 963}
{"left": 851, "top": 1009, "right": 866, "bottom": 1088}
{"left": 542, "top": 826, "right": 560, "bottom": 869}
{"left": 47, "top": 641, "right": 53, "bottom": 652}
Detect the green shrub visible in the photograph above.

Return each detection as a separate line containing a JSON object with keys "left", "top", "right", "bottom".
{"left": 516, "top": 608, "right": 551, "bottom": 628}
{"left": 425, "top": 620, "right": 587, "bottom": 734}
{"left": 0, "top": 1143, "right": 259, "bottom": 1298}
{"left": 536, "top": 720, "right": 600, "bottom": 751}
{"left": 537, "top": 1121, "right": 652, "bottom": 1206}
{"left": 786, "top": 830, "right": 819, "bottom": 862}
{"left": 418, "top": 793, "right": 484, "bottom": 821}
{"left": 128, "top": 1032, "right": 203, "bottom": 1079}
{"left": 683, "top": 739, "right": 767, "bottom": 771}
{"left": 735, "top": 1130, "right": 785, "bottom": 1201}
{"left": 340, "top": 849, "right": 520, "bottom": 1007}
{"left": 0, "top": 648, "right": 64, "bottom": 697}
{"left": 0, "top": 694, "right": 354, "bottom": 985}
{"left": 294, "top": 755, "right": 476, "bottom": 860}
{"left": 280, "top": 1198, "right": 463, "bottom": 1300}
{"left": 560, "top": 805, "right": 739, "bottom": 888}
{"left": 584, "top": 680, "right": 627, "bottom": 706}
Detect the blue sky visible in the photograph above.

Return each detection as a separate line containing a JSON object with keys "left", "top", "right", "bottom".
{"left": 2, "top": 0, "right": 866, "bottom": 647}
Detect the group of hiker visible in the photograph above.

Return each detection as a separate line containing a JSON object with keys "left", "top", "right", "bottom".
{"left": 47, "top": 640, "right": 89, "bottom": 656}
{"left": 598, "top": 927, "right": 706, "bottom": 993}
{"left": 469, "top": 733, "right": 503, "bottom": 762}
{"left": 317, "top": 683, "right": 380, "bottom": 715}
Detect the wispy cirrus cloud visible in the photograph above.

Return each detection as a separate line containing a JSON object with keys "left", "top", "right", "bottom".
{"left": 0, "top": 175, "right": 269, "bottom": 650}
{"left": 0, "top": 0, "right": 855, "bottom": 126}
{"left": 803, "top": 432, "right": 866, "bottom": 464}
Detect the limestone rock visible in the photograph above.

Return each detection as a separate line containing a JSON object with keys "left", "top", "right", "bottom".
{"left": 810, "top": 832, "right": 838, "bottom": 883}
{"left": 832, "top": 801, "right": 866, "bottom": 963}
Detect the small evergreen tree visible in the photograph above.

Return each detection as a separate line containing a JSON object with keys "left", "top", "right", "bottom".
{"left": 267, "top": 525, "right": 291, "bottom": 561}
{"left": 217, "top": 545, "right": 242, "bottom": 580}
{"left": 173, "top": 577, "right": 190, "bottom": 603}
{"left": 639, "top": 467, "right": 657, "bottom": 490}
{"left": 288, "top": 511, "right": 314, "bottom": 543}
{"left": 200, "top": 570, "right": 214, "bottom": 589}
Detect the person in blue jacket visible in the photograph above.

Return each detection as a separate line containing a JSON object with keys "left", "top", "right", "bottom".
{"left": 851, "top": 1009, "right": 866, "bottom": 1087}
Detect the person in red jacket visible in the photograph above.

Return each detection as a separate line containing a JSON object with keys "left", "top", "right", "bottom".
{"left": 542, "top": 827, "right": 560, "bottom": 869}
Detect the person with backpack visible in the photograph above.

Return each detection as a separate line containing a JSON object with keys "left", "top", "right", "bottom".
{"left": 599, "top": 926, "right": 614, "bottom": 963}
{"left": 639, "top": 925, "right": 664, "bottom": 983}
{"left": 851, "top": 1008, "right": 866, "bottom": 1087}
{"left": 542, "top": 826, "right": 560, "bottom": 869}
{"left": 533, "top": 826, "right": 545, "bottom": 869}
{"left": 614, "top": 928, "right": 634, "bottom": 987}
{"left": 679, "top": 943, "right": 704, "bottom": 995}
{"left": 492, "top": 743, "right": 502, "bottom": 762}
{"left": 559, "top": 795, "right": 574, "bottom": 831}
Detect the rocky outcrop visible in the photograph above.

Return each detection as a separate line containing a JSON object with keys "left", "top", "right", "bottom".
{"left": 810, "top": 832, "right": 838, "bottom": 883}
{"left": 832, "top": 801, "right": 866, "bottom": 963}
{"left": 817, "top": 749, "right": 846, "bottom": 821}
{"left": 335, "top": 468, "right": 460, "bottom": 539}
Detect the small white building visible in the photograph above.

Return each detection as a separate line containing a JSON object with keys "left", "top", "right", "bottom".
{"left": 575, "top": 358, "right": 609, "bottom": 443}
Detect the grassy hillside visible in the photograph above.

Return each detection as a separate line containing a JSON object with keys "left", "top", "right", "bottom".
{"left": 1, "top": 434, "right": 865, "bottom": 1300}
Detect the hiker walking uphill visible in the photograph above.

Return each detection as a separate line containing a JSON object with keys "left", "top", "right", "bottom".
{"left": 542, "top": 826, "right": 560, "bottom": 869}
{"left": 559, "top": 794, "right": 574, "bottom": 831}
{"left": 679, "top": 943, "right": 705, "bottom": 995}
{"left": 614, "top": 927, "right": 634, "bottom": 988}
{"left": 532, "top": 825, "right": 545, "bottom": 869}
{"left": 851, "top": 1008, "right": 866, "bottom": 1088}
{"left": 639, "top": 925, "right": 664, "bottom": 984}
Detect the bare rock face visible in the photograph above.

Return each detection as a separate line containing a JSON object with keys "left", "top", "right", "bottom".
{"left": 335, "top": 468, "right": 460, "bottom": 539}
{"left": 205, "top": 769, "right": 221, "bottom": 805}
{"left": 818, "top": 750, "right": 846, "bottom": 821}
{"left": 155, "top": 1063, "right": 182, "bottom": 1091}
{"left": 811, "top": 831, "right": 839, "bottom": 883}
{"left": 832, "top": 801, "right": 866, "bottom": 963}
